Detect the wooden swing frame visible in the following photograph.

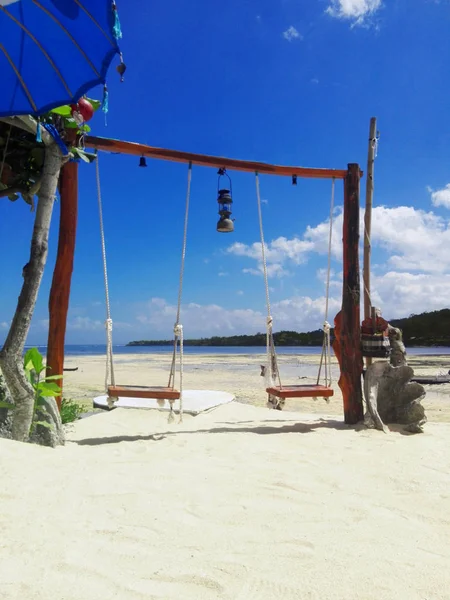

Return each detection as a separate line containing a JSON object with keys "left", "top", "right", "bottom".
{"left": 46, "top": 136, "right": 364, "bottom": 424}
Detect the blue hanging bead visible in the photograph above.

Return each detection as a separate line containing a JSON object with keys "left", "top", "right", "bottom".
{"left": 112, "top": 2, "right": 122, "bottom": 39}
{"left": 102, "top": 85, "right": 109, "bottom": 114}
{"left": 36, "top": 118, "right": 42, "bottom": 143}
{"left": 102, "top": 85, "right": 109, "bottom": 126}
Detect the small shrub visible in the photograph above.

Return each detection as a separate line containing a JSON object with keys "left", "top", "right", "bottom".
{"left": 60, "top": 398, "right": 85, "bottom": 424}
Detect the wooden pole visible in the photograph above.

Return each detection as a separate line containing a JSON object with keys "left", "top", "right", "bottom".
{"left": 46, "top": 160, "right": 78, "bottom": 409}
{"left": 363, "top": 117, "right": 377, "bottom": 367}
{"left": 332, "top": 164, "right": 364, "bottom": 425}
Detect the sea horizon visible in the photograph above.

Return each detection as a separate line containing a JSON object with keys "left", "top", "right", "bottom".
{"left": 23, "top": 344, "right": 450, "bottom": 357}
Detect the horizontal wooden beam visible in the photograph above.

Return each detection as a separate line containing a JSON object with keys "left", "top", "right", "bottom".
{"left": 85, "top": 136, "right": 351, "bottom": 180}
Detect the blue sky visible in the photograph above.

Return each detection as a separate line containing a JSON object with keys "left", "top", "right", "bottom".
{"left": 1, "top": 0, "right": 450, "bottom": 345}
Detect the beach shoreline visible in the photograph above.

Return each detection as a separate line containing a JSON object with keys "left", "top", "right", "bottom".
{"left": 61, "top": 351, "right": 450, "bottom": 423}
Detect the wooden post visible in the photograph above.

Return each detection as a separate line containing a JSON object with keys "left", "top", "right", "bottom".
{"left": 363, "top": 117, "right": 377, "bottom": 367}
{"left": 46, "top": 160, "right": 78, "bottom": 409}
{"left": 333, "top": 164, "right": 364, "bottom": 424}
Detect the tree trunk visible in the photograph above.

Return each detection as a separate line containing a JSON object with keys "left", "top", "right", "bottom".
{"left": 0, "top": 143, "right": 65, "bottom": 445}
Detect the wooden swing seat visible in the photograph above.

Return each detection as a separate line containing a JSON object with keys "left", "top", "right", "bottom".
{"left": 266, "top": 384, "right": 334, "bottom": 399}
{"left": 107, "top": 385, "right": 180, "bottom": 400}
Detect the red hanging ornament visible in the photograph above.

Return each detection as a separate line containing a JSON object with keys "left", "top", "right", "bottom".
{"left": 70, "top": 98, "right": 94, "bottom": 124}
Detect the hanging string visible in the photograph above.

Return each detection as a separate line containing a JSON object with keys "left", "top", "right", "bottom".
{"left": 317, "top": 178, "right": 335, "bottom": 392}
{"left": 168, "top": 162, "right": 192, "bottom": 423}
{"left": 255, "top": 172, "right": 282, "bottom": 390}
{"left": 95, "top": 152, "right": 116, "bottom": 402}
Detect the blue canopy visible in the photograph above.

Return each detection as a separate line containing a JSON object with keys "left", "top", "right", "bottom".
{"left": 0, "top": 0, "right": 121, "bottom": 117}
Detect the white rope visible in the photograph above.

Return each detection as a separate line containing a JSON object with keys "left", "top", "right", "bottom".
{"left": 95, "top": 153, "right": 115, "bottom": 395}
{"left": 317, "top": 178, "right": 335, "bottom": 391}
{"left": 168, "top": 162, "right": 192, "bottom": 423}
{"left": 255, "top": 172, "right": 281, "bottom": 389}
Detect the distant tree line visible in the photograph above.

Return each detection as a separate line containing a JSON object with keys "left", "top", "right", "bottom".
{"left": 390, "top": 309, "right": 450, "bottom": 347}
{"left": 127, "top": 309, "right": 450, "bottom": 348}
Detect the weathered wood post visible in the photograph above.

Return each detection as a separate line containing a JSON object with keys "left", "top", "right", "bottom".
{"left": 363, "top": 117, "right": 377, "bottom": 367}
{"left": 46, "top": 159, "right": 78, "bottom": 408}
{"left": 333, "top": 163, "right": 364, "bottom": 424}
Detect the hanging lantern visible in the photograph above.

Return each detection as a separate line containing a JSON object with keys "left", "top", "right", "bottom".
{"left": 139, "top": 156, "right": 147, "bottom": 167}
{"left": 216, "top": 168, "right": 234, "bottom": 233}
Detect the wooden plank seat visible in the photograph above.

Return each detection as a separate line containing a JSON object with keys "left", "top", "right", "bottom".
{"left": 266, "top": 384, "right": 334, "bottom": 399}
{"left": 108, "top": 385, "right": 180, "bottom": 400}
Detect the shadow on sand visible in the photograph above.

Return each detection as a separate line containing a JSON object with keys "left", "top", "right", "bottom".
{"left": 73, "top": 418, "right": 364, "bottom": 447}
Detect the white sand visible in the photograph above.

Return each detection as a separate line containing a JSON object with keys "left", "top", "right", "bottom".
{"left": 1, "top": 402, "right": 450, "bottom": 599}
{"left": 1, "top": 352, "right": 450, "bottom": 599}
{"left": 63, "top": 351, "right": 450, "bottom": 423}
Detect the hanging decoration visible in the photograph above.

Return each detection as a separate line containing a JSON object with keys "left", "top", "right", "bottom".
{"left": 216, "top": 168, "right": 234, "bottom": 233}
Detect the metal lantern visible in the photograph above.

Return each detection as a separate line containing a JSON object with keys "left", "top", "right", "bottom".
{"left": 216, "top": 168, "right": 234, "bottom": 233}
{"left": 139, "top": 156, "right": 147, "bottom": 167}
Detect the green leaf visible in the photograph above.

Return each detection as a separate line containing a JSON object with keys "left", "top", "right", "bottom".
{"left": 0, "top": 401, "right": 14, "bottom": 410}
{"left": 79, "top": 123, "right": 91, "bottom": 133}
{"left": 36, "top": 396, "right": 47, "bottom": 407}
{"left": 71, "top": 147, "right": 90, "bottom": 163}
{"left": 34, "top": 420, "right": 54, "bottom": 430}
{"left": 63, "top": 118, "right": 79, "bottom": 129}
{"left": 50, "top": 105, "right": 72, "bottom": 117}
{"left": 24, "top": 348, "right": 44, "bottom": 375}
{"left": 36, "top": 381, "right": 61, "bottom": 397}
{"left": 44, "top": 374, "right": 63, "bottom": 382}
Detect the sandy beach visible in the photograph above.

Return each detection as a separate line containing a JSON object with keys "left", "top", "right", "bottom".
{"left": 62, "top": 350, "right": 450, "bottom": 423}
{"left": 1, "top": 351, "right": 450, "bottom": 599}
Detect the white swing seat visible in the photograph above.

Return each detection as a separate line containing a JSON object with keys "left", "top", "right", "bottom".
{"left": 108, "top": 385, "right": 180, "bottom": 401}
{"left": 266, "top": 384, "right": 334, "bottom": 399}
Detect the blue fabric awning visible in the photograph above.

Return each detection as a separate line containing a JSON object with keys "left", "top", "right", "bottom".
{"left": 0, "top": 0, "right": 121, "bottom": 117}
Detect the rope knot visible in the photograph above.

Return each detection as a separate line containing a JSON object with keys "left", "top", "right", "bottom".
{"left": 174, "top": 323, "right": 183, "bottom": 337}
{"left": 266, "top": 316, "right": 273, "bottom": 328}
{"left": 323, "top": 321, "right": 331, "bottom": 334}
{"left": 105, "top": 318, "right": 113, "bottom": 331}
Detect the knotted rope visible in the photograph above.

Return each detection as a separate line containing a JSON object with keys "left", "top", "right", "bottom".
{"left": 317, "top": 178, "right": 335, "bottom": 398}
{"left": 168, "top": 162, "right": 192, "bottom": 423}
{"left": 96, "top": 153, "right": 116, "bottom": 408}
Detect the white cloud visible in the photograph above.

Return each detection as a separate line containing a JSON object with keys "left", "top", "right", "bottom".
{"left": 282, "top": 26, "right": 302, "bottom": 41}
{"left": 136, "top": 295, "right": 338, "bottom": 337}
{"left": 67, "top": 317, "right": 104, "bottom": 331}
{"left": 218, "top": 271, "right": 229, "bottom": 277}
{"left": 370, "top": 206, "right": 450, "bottom": 273}
{"left": 371, "top": 272, "right": 450, "bottom": 319}
{"left": 0, "top": 322, "right": 8, "bottom": 329}
{"left": 229, "top": 205, "right": 450, "bottom": 277}
{"left": 326, "top": 0, "right": 382, "bottom": 25}
{"left": 429, "top": 184, "right": 450, "bottom": 209}
{"left": 228, "top": 238, "right": 315, "bottom": 279}
{"left": 65, "top": 317, "right": 132, "bottom": 332}
{"left": 237, "top": 290, "right": 244, "bottom": 296}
